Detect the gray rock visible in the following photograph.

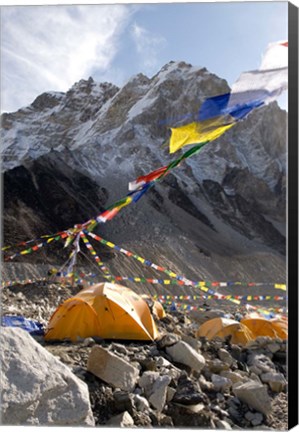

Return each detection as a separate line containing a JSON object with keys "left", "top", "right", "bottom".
{"left": 110, "top": 342, "right": 128, "bottom": 355}
{"left": 228, "top": 405, "right": 242, "bottom": 421}
{"left": 87, "top": 345, "right": 139, "bottom": 392}
{"left": 149, "top": 375, "right": 171, "bottom": 411}
{"left": 267, "top": 343, "right": 281, "bottom": 353}
{"left": 198, "top": 374, "right": 214, "bottom": 391}
{"left": 215, "top": 419, "right": 232, "bottom": 429}
{"left": 218, "top": 348, "right": 233, "bottom": 366}
{"left": 208, "top": 358, "right": 230, "bottom": 373}
{"left": 181, "top": 334, "right": 202, "bottom": 351}
{"left": 255, "top": 336, "right": 273, "bottom": 346}
{"left": 1, "top": 327, "right": 94, "bottom": 426}
{"left": 245, "top": 411, "right": 263, "bottom": 426}
{"left": 106, "top": 411, "right": 134, "bottom": 427}
{"left": 247, "top": 353, "right": 275, "bottom": 375}
{"left": 157, "top": 333, "right": 181, "bottom": 348}
{"left": 251, "top": 414, "right": 264, "bottom": 426}
{"left": 233, "top": 380, "right": 271, "bottom": 415}
{"left": 155, "top": 356, "right": 173, "bottom": 368}
{"left": 220, "top": 370, "right": 249, "bottom": 384}
{"left": 212, "top": 374, "right": 233, "bottom": 392}
{"left": 82, "top": 337, "right": 96, "bottom": 347}
{"left": 148, "top": 347, "right": 160, "bottom": 357}
{"left": 260, "top": 372, "right": 287, "bottom": 392}
{"left": 166, "top": 341, "right": 205, "bottom": 372}
{"left": 113, "top": 390, "right": 135, "bottom": 414}
{"left": 167, "top": 387, "right": 176, "bottom": 402}
{"left": 249, "top": 372, "right": 262, "bottom": 383}
{"left": 216, "top": 392, "right": 225, "bottom": 402}
{"left": 139, "top": 371, "right": 171, "bottom": 411}
{"left": 230, "top": 344, "right": 243, "bottom": 361}
{"left": 139, "top": 371, "right": 160, "bottom": 398}
{"left": 172, "top": 376, "right": 205, "bottom": 406}
{"left": 134, "top": 394, "right": 150, "bottom": 411}
{"left": 211, "top": 404, "right": 229, "bottom": 417}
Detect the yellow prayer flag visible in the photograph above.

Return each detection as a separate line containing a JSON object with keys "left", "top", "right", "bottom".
{"left": 169, "top": 117, "right": 235, "bottom": 153}
{"left": 275, "top": 284, "right": 286, "bottom": 291}
{"left": 230, "top": 298, "right": 241, "bottom": 305}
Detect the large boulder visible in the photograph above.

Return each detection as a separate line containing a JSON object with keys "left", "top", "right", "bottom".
{"left": 166, "top": 341, "right": 205, "bottom": 372}
{"left": 138, "top": 371, "right": 171, "bottom": 411}
{"left": 233, "top": 380, "right": 271, "bottom": 415}
{"left": 1, "top": 327, "right": 94, "bottom": 426}
{"left": 87, "top": 345, "right": 140, "bottom": 392}
{"left": 149, "top": 375, "right": 172, "bottom": 412}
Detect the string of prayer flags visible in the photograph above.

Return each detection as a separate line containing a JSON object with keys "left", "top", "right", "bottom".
{"left": 158, "top": 299, "right": 286, "bottom": 315}
{"left": 65, "top": 233, "right": 81, "bottom": 277}
{"left": 152, "top": 294, "right": 286, "bottom": 301}
{"left": 80, "top": 231, "right": 113, "bottom": 281}
{"left": 129, "top": 165, "right": 168, "bottom": 191}
{"left": 4, "top": 233, "right": 68, "bottom": 261}
{"left": 112, "top": 275, "right": 286, "bottom": 291}
{"left": 86, "top": 232, "right": 241, "bottom": 305}
{"left": 127, "top": 142, "right": 207, "bottom": 195}
{"left": 1, "top": 277, "right": 47, "bottom": 289}
{"left": 2, "top": 230, "right": 68, "bottom": 252}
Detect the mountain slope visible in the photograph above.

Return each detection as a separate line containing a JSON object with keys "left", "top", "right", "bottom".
{"left": 1, "top": 61, "right": 287, "bottom": 284}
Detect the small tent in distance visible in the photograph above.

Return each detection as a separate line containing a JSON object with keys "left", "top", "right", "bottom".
{"left": 196, "top": 317, "right": 254, "bottom": 346}
{"left": 241, "top": 317, "right": 288, "bottom": 340}
{"left": 45, "top": 282, "right": 159, "bottom": 342}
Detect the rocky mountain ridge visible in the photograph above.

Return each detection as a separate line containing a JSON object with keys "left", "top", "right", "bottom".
{"left": 1, "top": 60, "right": 287, "bottom": 283}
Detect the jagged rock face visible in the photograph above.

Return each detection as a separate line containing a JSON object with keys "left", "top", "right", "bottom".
{"left": 1, "top": 61, "right": 287, "bottom": 277}
{"left": 3, "top": 153, "right": 107, "bottom": 249}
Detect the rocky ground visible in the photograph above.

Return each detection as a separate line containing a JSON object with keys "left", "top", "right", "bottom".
{"left": 1, "top": 279, "right": 288, "bottom": 429}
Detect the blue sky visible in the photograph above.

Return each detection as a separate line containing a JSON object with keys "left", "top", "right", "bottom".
{"left": 1, "top": 2, "right": 288, "bottom": 113}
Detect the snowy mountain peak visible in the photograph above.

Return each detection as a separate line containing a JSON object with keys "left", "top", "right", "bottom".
{"left": 2, "top": 60, "right": 287, "bottom": 265}
{"left": 31, "top": 92, "right": 65, "bottom": 111}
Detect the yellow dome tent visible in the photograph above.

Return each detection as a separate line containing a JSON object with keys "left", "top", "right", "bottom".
{"left": 241, "top": 317, "right": 288, "bottom": 340}
{"left": 196, "top": 317, "right": 254, "bottom": 346}
{"left": 45, "top": 282, "right": 159, "bottom": 342}
{"left": 153, "top": 300, "right": 166, "bottom": 319}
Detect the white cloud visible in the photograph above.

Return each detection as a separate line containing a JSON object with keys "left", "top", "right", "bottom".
{"left": 1, "top": 5, "right": 131, "bottom": 112}
{"left": 130, "top": 22, "right": 166, "bottom": 72}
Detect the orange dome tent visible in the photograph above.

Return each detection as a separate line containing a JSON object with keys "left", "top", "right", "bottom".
{"left": 153, "top": 300, "right": 166, "bottom": 319}
{"left": 241, "top": 317, "right": 288, "bottom": 340}
{"left": 196, "top": 317, "right": 254, "bottom": 346}
{"left": 45, "top": 282, "right": 159, "bottom": 342}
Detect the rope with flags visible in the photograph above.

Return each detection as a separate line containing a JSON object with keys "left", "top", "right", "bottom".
{"left": 80, "top": 231, "right": 113, "bottom": 281}
{"left": 86, "top": 231, "right": 241, "bottom": 305}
